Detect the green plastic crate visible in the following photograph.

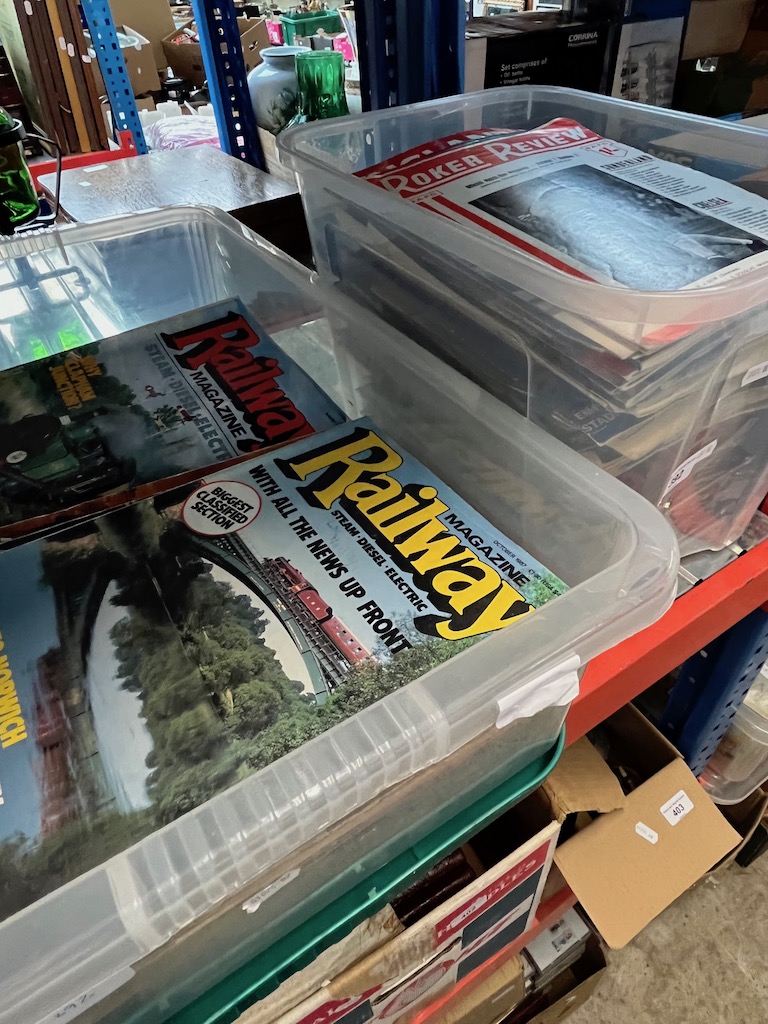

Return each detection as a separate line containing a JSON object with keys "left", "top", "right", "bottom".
{"left": 281, "top": 9, "right": 342, "bottom": 43}
{"left": 167, "top": 730, "right": 565, "bottom": 1024}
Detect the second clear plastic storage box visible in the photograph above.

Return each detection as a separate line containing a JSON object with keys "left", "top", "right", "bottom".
{"left": 700, "top": 664, "right": 768, "bottom": 804}
{"left": 0, "top": 208, "right": 677, "bottom": 1024}
{"left": 279, "top": 87, "right": 768, "bottom": 556}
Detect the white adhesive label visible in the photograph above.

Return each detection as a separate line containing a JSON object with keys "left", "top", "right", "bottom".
{"left": 635, "top": 822, "right": 658, "bottom": 845}
{"left": 58, "top": 35, "right": 66, "bottom": 49}
{"left": 663, "top": 440, "right": 718, "bottom": 497}
{"left": 242, "top": 868, "right": 300, "bottom": 914}
{"left": 496, "top": 654, "right": 581, "bottom": 729}
{"left": 742, "top": 360, "right": 768, "bottom": 387}
{"left": 660, "top": 790, "right": 694, "bottom": 826}
{"left": 40, "top": 968, "right": 135, "bottom": 1024}
{"left": 23, "top": 1, "right": 32, "bottom": 14}
{"left": 67, "top": 43, "right": 75, "bottom": 56}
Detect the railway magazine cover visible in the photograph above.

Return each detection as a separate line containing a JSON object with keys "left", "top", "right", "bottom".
{"left": 0, "top": 299, "right": 344, "bottom": 540}
{"left": 0, "top": 418, "right": 566, "bottom": 918}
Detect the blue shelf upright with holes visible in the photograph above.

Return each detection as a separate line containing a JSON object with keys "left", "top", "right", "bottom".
{"left": 660, "top": 605, "right": 768, "bottom": 776}
{"left": 81, "top": 0, "right": 147, "bottom": 153}
{"left": 189, "top": 0, "right": 265, "bottom": 168}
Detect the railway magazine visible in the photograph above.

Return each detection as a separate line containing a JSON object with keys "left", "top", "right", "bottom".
{"left": 0, "top": 299, "right": 345, "bottom": 540}
{"left": 0, "top": 417, "right": 567, "bottom": 919}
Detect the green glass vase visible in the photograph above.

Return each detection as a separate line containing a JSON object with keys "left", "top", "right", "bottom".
{"left": 286, "top": 50, "right": 349, "bottom": 128}
{"left": 0, "top": 107, "right": 38, "bottom": 233}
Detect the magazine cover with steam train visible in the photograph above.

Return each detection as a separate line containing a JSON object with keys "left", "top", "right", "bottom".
{"left": 0, "top": 299, "right": 345, "bottom": 540}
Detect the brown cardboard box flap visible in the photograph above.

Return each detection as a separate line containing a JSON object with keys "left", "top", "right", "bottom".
{"left": 554, "top": 759, "right": 740, "bottom": 948}
{"left": 528, "top": 948, "right": 606, "bottom": 1024}
{"left": 542, "top": 738, "right": 626, "bottom": 820}
{"left": 715, "top": 787, "right": 768, "bottom": 871}
{"left": 682, "top": 0, "right": 755, "bottom": 59}
{"left": 442, "top": 954, "right": 525, "bottom": 1024}
{"left": 109, "top": 0, "right": 175, "bottom": 68}
{"left": 241, "top": 906, "right": 403, "bottom": 1023}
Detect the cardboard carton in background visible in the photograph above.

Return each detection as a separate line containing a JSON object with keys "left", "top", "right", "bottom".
{"left": 89, "top": 25, "right": 161, "bottom": 97}
{"left": 517, "top": 936, "right": 607, "bottom": 1024}
{"left": 682, "top": 0, "right": 756, "bottom": 59}
{"left": 162, "top": 17, "right": 269, "bottom": 85}
{"left": 550, "top": 705, "right": 741, "bottom": 949}
{"left": 108, "top": 0, "right": 176, "bottom": 68}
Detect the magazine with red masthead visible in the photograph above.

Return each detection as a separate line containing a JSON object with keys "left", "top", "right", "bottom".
{"left": 358, "top": 118, "right": 768, "bottom": 304}
{"left": 0, "top": 299, "right": 345, "bottom": 540}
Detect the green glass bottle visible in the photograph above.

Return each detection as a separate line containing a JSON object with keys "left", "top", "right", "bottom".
{"left": 0, "top": 107, "right": 39, "bottom": 233}
{"left": 285, "top": 50, "right": 349, "bottom": 128}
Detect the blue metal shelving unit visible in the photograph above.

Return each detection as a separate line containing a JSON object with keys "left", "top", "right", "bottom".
{"left": 189, "top": 0, "right": 265, "bottom": 168}
{"left": 81, "top": 0, "right": 148, "bottom": 154}
{"left": 661, "top": 605, "right": 768, "bottom": 776}
{"left": 357, "top": 0, "right": 465, "bottom": 110}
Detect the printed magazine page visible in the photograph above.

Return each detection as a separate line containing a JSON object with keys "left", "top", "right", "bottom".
{"left": 0, "top": 418, "right": 567, "bottom": 921}
{"left": 358, "top": 118, "right": 768, "bottom": 298}
{"left": 0, "top": 299, "right": 345, "bottom": 539}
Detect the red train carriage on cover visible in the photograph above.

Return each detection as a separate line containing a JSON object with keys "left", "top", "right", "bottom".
{"left": 267, "top": 556, "right": 370, "bottom": 666}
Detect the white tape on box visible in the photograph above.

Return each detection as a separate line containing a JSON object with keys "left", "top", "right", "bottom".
{"left": 496, "top": 654, "right": 581, "bottom": 729}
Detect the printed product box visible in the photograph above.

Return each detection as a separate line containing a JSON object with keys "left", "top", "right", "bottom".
{"left": 464, "top": 14, "right": 613, "bottom": 93}
{"left": 241, "top": 792, "right": 563, "bottom": 1024}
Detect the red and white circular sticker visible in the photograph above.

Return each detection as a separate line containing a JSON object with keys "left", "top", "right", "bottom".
{"left": 181, "top": 480, "right": 262, "bottom": 537}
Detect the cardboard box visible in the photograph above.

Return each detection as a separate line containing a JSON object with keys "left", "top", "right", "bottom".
{"left": 439, "top": 952, "right": 526, "bottom": 1024}
{"left": 107, "top": 0, "right": 175, "bottom": 69}
{"left": 682, "top": 0, "right": 756, "bottom": 60}
{"left": 548, "top": 706, "right": 741, "bottom": 949}
{"left": 465, "top": 14, "right": 613, "bottom": 93}
{"left": 162, "top": 16, "right": 268, "bottom": 86}
{"left": 515, "top": 936, "right": 607, "bottom": 1024}
{"left": 89, "top": 25, "right": 161, "bottom": 97}
{"left": 523, "top": 909, "right": 591, "bottom": 984}
{"left": 242, "top": 793, "right": 561, "bottom": 1024}
{"left": 713, "top": 787, "right": 768, "bottom": 869}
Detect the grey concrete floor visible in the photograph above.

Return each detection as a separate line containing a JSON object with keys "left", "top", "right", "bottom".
{"left": 569, "top": 853, "right": 768, "bottom": 1024}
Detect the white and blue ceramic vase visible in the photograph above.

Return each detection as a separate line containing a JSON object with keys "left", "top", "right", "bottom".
{"left": 248, "top": 46, "right": 306, "bottom": 135}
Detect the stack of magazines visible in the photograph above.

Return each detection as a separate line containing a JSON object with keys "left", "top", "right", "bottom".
{"left": 315, "top": 118, "right": 768, "bottom": 554}
{"left": 0, "top": 298, "right": 568, "bottom": 926}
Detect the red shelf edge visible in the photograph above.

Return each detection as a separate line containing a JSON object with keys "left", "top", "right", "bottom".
{"left": 567, "top": 537, "right": 768, "bottom": 745}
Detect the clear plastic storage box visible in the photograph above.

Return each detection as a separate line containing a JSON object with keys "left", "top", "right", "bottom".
{"left": 700, "top": 664, "right": 768, "bottom": 804}
{"left": 279, "top": 87, "right": 768, "bottom": 556}
{"left": 0, "top": 208, "right": 677, "bottom": 1024}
